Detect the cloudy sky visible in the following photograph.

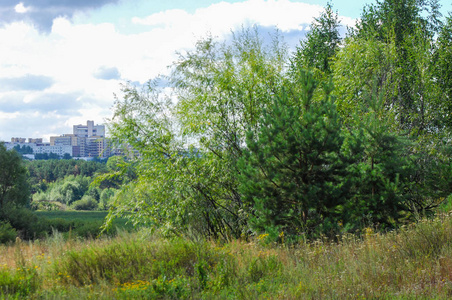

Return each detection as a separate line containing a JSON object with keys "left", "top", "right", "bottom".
{"left": 0, "top": 0, "right": 451, "bottom": 142}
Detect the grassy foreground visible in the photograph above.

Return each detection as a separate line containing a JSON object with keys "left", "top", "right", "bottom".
{"left": 2, "top": 214, "right": 452, "bottom": 299}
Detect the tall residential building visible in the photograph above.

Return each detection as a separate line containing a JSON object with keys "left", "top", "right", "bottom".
{"left": 73, "top": 120, "right": 105, "bottom": 138}
{"left": 49, "top": 121, "right": 109, "bottom": 158}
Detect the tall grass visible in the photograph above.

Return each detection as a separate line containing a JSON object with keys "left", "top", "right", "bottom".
{"left": 2, "top": 214, "right": 452, "bottom": 298}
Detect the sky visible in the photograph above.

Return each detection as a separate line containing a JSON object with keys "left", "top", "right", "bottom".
{"left": 0, "top": 0, "right": 451, "bottom": 142}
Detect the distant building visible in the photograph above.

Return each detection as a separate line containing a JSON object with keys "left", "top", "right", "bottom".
{"left": 32, "top": 144, "right": 73, "bottom": 157}
{"left": 49, "top": 120, "right": 110, "bottom": 158}
{"left": 28, "top": 138, "right": 42, "bottom": 143}
{"left": 11, "top": 137, "right": 26, "bottom": 143}
{"left": 7, "top": 120, "right": 112, "bottom": 159}
{"left": 73, "top": 120, "right": 105, "bottom": 138}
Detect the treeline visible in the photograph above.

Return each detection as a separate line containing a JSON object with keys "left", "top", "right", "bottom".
{"left": 26, "top": 158, "right": 132, "bottom": 211}
{"left": 26, "top": 159, "right": 108, "bottom": 190}
{"left": 102, "top": 0, "right": 452, "bottom": 242}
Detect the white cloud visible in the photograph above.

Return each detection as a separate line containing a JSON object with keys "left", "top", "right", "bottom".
{"left": 133, "top": 0, "right": 324, "bottom": 34}
{"left": 14, "top": 3, "right": 31, "bottom": 14}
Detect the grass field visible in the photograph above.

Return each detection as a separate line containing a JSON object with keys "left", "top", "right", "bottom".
{"left": 1, "top": 212, "right": 452, "bottom": 298}
{"left": 35, "top": 210, "right": 132, "bottom": 230}
{"left": 33, "top": 210, "right": 134, "bottom": 239}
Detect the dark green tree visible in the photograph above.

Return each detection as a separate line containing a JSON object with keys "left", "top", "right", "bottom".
{"left": 13, "top": 144, "right": 33, "bottom": 155}
{"left": 0, "top": 143, "right": 30, "bottom": 212}
{"left": 343, "top": 85, "right": 413, "bottom": 230}
{"left": 239, "top": 70, "right": 346, "bottom": 239}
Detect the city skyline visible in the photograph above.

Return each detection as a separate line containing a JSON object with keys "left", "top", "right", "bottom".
{"left": 4, "top": 120, "right": 107, "bottom": 143}
{"left": 3, "top": 120, "right": 112, "bottom": 158}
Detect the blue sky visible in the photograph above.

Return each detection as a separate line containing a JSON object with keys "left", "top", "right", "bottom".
{"left": 0, "top": 0, "right": 450, "bottom": 142}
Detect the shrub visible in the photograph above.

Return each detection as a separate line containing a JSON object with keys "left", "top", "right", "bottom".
{"left": 71, "top": 220, "right": 104, "bottom": 238}
{"left": 44, "top": 218, "right": 76, "bottom": 233}
{"left": 1, "top": 205, "right": 46, "bottom": 240}
{"left": 0, "top": 221, "right": 17, "bottom": 243}
{"left": 71, "top": 196, "right": 98, "bottom": 211}
{"left": 31, "top": 199, "right": 66, "bottom": 211}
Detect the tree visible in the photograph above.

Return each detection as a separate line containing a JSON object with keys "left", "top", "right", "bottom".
{"left": 343, "top": 86, "right": 413, "bottom": 230}
{"left": 239, "top": 71, "right": 346, "bottom": 239}
{"left": 102, "top": 28, "right": 289, "bottom": 240}
{"left": 291, "top": 3, "right": 341, "bottom": 78}
{"left": 62, "top": 153, "right": 72, "bottom": 160}
{"left": 333, "top": 36, "right": 398, "bottom": 126}
{"left": 13, "top": 144, "right": 33, "bottom": 155}
{"left": 433, "top": 14, "right": 452, "bottom": 129}
{"left": 0, "top": 143, "right": 30, "bottom": 212}
{"left": 346, "top": 0, "right": 443, "bottom": 132}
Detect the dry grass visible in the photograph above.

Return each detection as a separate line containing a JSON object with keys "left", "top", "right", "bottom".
{"left": 1, "top": 214, "right": 452, "bottom": 298}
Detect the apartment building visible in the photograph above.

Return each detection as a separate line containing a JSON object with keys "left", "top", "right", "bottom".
{"left": 50, "top": 121, "right": 109, "bottom": 158}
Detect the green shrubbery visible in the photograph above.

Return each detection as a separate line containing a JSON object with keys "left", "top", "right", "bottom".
{"left": 0, "top": 222, "right": 17, "bottom": 244}
{"left": 71, "top": 196, "right": 98, "bottom": 211}
{"left": 1, "top": 205, "right": 47, "bottom": 240}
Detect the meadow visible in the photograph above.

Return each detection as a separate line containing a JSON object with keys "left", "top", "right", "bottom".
{"left": 35, "top": 211, "right": 132, "bottom": 230}
{"left": 2, "top": 211, "right": 452, "bottom": 299}
{"left": 28, "top": 211, "right": 133, "bottom": 240}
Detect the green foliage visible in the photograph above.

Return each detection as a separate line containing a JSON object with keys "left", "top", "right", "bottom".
{"left": 342, "top": 0, "right": 444, "bottom": 132}
{"left": 53, "top": 236, "right": 205, "bottom": 286}
{"left": 13, "top": 144, "right": 33, "bottom": 155}
{"left": 433, "top": 14, "right": 452, "bottom": 128}
{"left": 36, "top": 210, "right": 131, "bottom": 237}
{"left": 0, "top": 266, "right": 39, "bottom": 298}
{"left": 104, "top": 17, "right": 452, "bottom": 240}
{"left": 34, "top": 152, "right": 61, "bottom": 160}
{"left": 0, "top": 221, "right": 17, "bottom": 243}
{"left": 26, "top": 159, "right": 107, "bottom": 190}
{"left": 0, "top": 143, "right": 30, "bottom": 211}
{"left": 30, "top": 173, "right": 116, "bottom": 211}
{"left": 333, "top": 36, "right": 398, "bottom": 125}
{"left": 103, "top": 28, "right": 288, "bottom": 240}
{"left": 1, "top": 205, "right": 47, "bottom": 240}
{"left": 343, "top": 87, "right": 413, "bottom": 230}
{"left": 239, "top": 70, "right": 346, "bottom": 238}
{"left": 291, "top": 2, "right": 341, "bottom": 77}
{"left": 99, "top": 188, "right": 116, "bottom": 210}
{"left": 71, "top": 196, "right": 98, "bottom": 211}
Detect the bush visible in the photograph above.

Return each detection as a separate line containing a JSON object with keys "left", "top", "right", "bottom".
{"left": 31, "top": 199, "right": 66, "bottom": 211}
{"left": 0, "top": 221, "right": 17, "bottom": 243}
{"left": 71, "top": 196, "right": 98, "bottom": 211}
{"left": 71, "top": 220, "right": 105, "bottom": 238}
{"left": 44, "top": 218, "right": 76, "bottom": 233}
{"left": 1, "top": 205, "right": 46, "bottom": 240}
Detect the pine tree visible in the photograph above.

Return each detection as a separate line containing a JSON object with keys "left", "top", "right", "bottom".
{"left": 239, "top": 70, "right": 346, "bottom": 239}
{"left": 343, "top": 84, "right": 412, "bottom": 230}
